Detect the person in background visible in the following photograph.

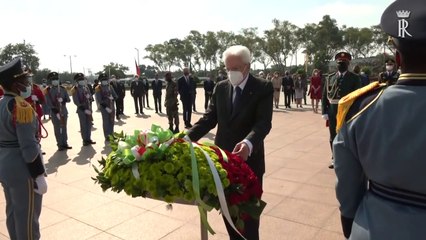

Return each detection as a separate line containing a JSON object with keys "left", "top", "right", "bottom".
{"left": 294, "top": 74, "right": 304, "bottom": 108}
{"left": 44, "top": 72, "right": 72, "bottom": 151}
{"left": 72, "top": 73, "right": 96, "bottom": 146}
{"left": 309, "top": 69, "right": 322, "bottom": 113}
{"left": 110, "top": 75, "right": 126, "bottom": 120}
{"left": 151, "top": 73, "right": 163, "bottom": 114}
{"left": 191, "top": 74, "right": 197, "bottom": 112}
{"left": 271, "top": 71, "right": 282, "bottom": 108}
{"left": 360, "top": 69, "right": 370, "bottom": 86}
{"left": 353, "top": 66, "right": 370, "bottom": 87}
{"left": 379, "top": 59, "right": 400, "bottom": 86}
{"left": 203, "top": 74, "right": 215, "bottom": 111}
{"left": 187, "top": 45, "right": 273, "bottom": 240}
{"left": 142, "top": 75, "right": 150, "bottom": 109}
{"left": 177, "top": 67, "right": 195, "bottom": 128}
{"left": 301, "top": 74, "right": 308, "bottom": 105}
{"left": 322, "top": 52, "right": 361, "bottom": 169}
{"left": 130, "top": 75, "right": 144, "bottom": 115}
{"left": 93, "top": 79, "right": 100, "bottom": 110}
{"left": 0, "top": 58, "right": 47, "bottom": 240}
{"left": 282, "top": 71, "right": 293, "bottom": 108}
{"left": 24, "top": 71, "right": 45, "bottom": 139}
{"left": 216, "top": 70, "right": 227, "bottom": 83}
{"left": 40, "top": 79, "right": 50, "bottom": 120}
{"left": 164, "top": 72, "right": 179, "bottom": 133}
{"left": 95, "top": 74, "right": 117, "bottom": 142}
{"left": 334, "top": 1, "right": 426, "bottom": 239}
{"left": 258, "top": 71, "right": 265, "bottom": 79}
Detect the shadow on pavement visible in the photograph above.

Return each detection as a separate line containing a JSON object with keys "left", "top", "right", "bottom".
{"left": 73, "top": 145, "right": 96, "bottom": 165}
{"left": 45, "top": 151, "right": 71, "bottom": 175}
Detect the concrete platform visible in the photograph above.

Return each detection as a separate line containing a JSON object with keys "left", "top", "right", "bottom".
{"left": 0, "top": 88, "right": 342, "bottom": 239}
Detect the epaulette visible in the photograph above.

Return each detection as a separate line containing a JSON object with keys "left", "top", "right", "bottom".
{"left": 327, "top": 72, "right": 337, "bottom": 78}
{"left": 71, "top": 86, "right": 77, "bottom": 95}
{"left": 43, "top": 86, "right": 50, "bottom": 95}
{"left": 13, "top": 96, "right": 34, "bottom": 124}
{"left": 95, "top": 85, "right": 101, "bottom": 92}
{"left": 336, "top": 82, "right": 386, "bottom": 132}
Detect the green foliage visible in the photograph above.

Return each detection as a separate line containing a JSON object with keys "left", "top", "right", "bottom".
{"left": 98, "top": 62, "right": 129, "bottom": 79}
{"left": 0, "top": 43, "right": 40, "bottom": 72}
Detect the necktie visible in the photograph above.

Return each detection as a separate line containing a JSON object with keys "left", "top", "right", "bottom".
{"left": 233, "top": 87, "right": 242, "bottom": 114}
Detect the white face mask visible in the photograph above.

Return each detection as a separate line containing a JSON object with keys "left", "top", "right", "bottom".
{"left": 386, "top": 65, "right": 394, "bottom": 71}
{"left": 78, "top": 80, "right": 86, "bottom": 86}
{"left": 228, "top": 71, "right": 244, "bottom": 87}
{"left": 20, "top": 85, "right": 32, "bottom": 98}
{"left": 101, "top": 80, "right": 109, "bottom": 86}
{"left": 52, "top": 80, "right": 59, "bottom": 86}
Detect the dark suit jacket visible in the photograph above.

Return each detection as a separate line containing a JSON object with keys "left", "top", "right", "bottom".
{"left": 130, "top": 80, "right": 145, "bottom": 97}
{"left": 151, "top": 79, "right": 163, "bottom": 97}
{"left": 282, "top": 76, "right": 294, "bottom": 92}
{"left": 204, "top": 80, "right": 215, "bottom": 93}
{"left": 177, "top": 75, "right": 195, "bottom": 102}
{"left": 187, "top": 74, "right": 274, "bottom": 178}
{"left": 111, "top": 81, "right": 126, "bottom": 98}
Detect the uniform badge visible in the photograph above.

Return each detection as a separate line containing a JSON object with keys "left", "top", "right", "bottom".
{"left": 396, "top": 10, "right": 413, "bottom": 38}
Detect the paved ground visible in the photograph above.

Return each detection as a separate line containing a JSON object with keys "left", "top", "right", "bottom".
{"left": 0, "top": 88, "right": 342, "bottom": 240}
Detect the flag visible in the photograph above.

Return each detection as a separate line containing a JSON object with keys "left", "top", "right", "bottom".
{"left": 135, "top": 59, "right": 141, "bottom": 76}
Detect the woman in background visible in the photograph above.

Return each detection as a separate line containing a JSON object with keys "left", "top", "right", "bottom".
{"left": 309, "top": 69, "right": 322, "bottom": 113}
{"left": 271, "top": 72, "right": 282, "bottom": 108}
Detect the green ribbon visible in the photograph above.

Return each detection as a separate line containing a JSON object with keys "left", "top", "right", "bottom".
{"left": 202, "top": 142, "right": 228, "bottom": 163}
{"left": 186, "top": 137, "right": 215, "bottom": 234}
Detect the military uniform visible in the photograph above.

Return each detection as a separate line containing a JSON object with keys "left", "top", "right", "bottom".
{"left": 0, "top": 58, "right": 46, "bottom": 239}
{"left": 72, "top": 73, "right": 95, "bottom": 146}
{"left": 165, "top": 78, "right": 179, "bottom": 133}
{"left": 334, "top": 1, "right": 426, "bottom": 239}
{"left": 322, "top": 52, "right": 361, "bottom": 161}
{"left": 44, "top": 72, "right": 72, "bottom": 151}
{"left": 95, "top": 74, "right": 117, "bottom": 141}
{"left": 379, "top": 60, "right": 399, "bottom": 86}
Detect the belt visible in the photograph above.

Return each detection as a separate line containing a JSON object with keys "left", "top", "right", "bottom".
{"left": 0, "top": 141, "right": 20, "bottom": 148}
{"left": 329, "top": 99, "right": 340, "bottom": 104}
{"left": 369, "top": 181, "right": 426, "bottom": 209}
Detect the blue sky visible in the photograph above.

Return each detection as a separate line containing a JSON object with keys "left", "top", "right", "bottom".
{"left": 1, "top": 0, "right": 394, "bottom": 74}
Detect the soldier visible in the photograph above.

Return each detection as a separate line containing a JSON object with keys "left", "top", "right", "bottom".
{"left": 379, "top": 59, "right": 400, "bottom": 86}
{"left": 142, "top": 75, "right": 151, "bottom": 109}
{"left": 44, "top": 72, "right": 72, "bottom": 151}
{"left": 95, "top": 73, "right": 117, "bottom": 142}
{"left": 0, "top": 58, "right": 47, "bottom": 240}
{"left": 164, "top": 72, "right": 179, "bottom": 133}
{"left": 322, "top": 52, "right": 361, "bottom": 169}
{"left": 24, "top": 71, "right": 46, "bottom": 140}
{"left": 130, "top": 75, "right": 144, "bottom": 115}
{"left": 72, "top": 73, "right": 96, "bottom": 146}
{"left": 110, "top": 75, "right": 125, "bottom": 120}
{"left": 334, "top": 1, "right": 426, "bottom": 239}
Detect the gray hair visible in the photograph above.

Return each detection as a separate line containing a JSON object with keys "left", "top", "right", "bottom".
{"left": 222, "top": 45, "right": 252, "bottom": 64}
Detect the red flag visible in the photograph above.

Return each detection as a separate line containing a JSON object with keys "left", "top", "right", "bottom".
{"left": 135, "top": 59, "right": 141, "bottom": 76}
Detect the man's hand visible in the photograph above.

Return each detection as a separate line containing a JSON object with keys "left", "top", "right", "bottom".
{"left": 57, "top": 97, "right": 63, "bottom": 103}
{"left": 322, "top": 114, "right": 329, "bottom": 121}
{"left": 84, "top": 109, "right": 92, "bottom": 115}
{"left": 232, "top": 142, "right": 250, "bottom": 161}
{"left": 105, "top": 107, "right": 112, "bottom": 113}
{"left": 31, "top": 95, "right": 38, "bottom": 101}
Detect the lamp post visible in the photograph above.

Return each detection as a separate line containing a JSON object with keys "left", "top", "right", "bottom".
{"left": 64, "top": 55, "right": 77, "bottom": 74}
{"left": 135, "top": 48, "right": 140, "bottom": 66}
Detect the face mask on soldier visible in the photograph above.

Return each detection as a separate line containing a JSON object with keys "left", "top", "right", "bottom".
{"left": 386, "top": 65, "right": 394, "bottom": 71}
{"left": 337, "top": 62, "right": 349, "bottom": 73}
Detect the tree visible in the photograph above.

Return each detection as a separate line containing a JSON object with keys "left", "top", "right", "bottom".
{"left": 99, "top": 62, "right": 129, "bottom": 78}
{"left": 203, "top": 31, "right": 220, "bottom": 70}
{"left": 343, "top": 27, "right": 374, "bottom": 58}
{"left": 33, "top": 68, "right": 51, "bottom": 84}
{"left": 234, "top": 28, "right": 262, "bottom": 64}
{"left": 215, "top": 31, "right": 236, "bottom": 65}
{"left": 0, "top": 43, "right": 40, "bottom": 72}
{"left": 371, "top": 25, "right": 394, "bottom": 55}
{"left": 144, "top": 44, "right": 168, "bottom": 71}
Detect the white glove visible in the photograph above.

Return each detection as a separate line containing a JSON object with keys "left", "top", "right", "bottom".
{"left": 31, "top": 95, "right": 38, "bottom": 101}
{"left": 322, "top": 114, "right": 329, "bottom": 121}
{"left": 57, "top": 97, "right": 63, "bottom": 103}
{"left": 56, "top": 113, "right": 61, "bottom": 120}
{"left": 86, "top": 94, "right": 91, "bottom": 99}
{"left": 108, "top": 96, "right": 114, "bottom": 100}
{"left": 84, "top": 109, "right": 92, "bottom": 115}
{"left": 105, "top": 107, "right": 112, "bottom": 113}
{"left": 34, "top": 175, "right": 48, "bottom": 195}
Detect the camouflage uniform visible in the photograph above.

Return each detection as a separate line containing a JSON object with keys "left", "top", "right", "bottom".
{"left": 165, "top": 80, "right": 179, "bottom": 132}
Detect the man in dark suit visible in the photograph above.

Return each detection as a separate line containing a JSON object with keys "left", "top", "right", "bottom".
{"left": 282, "top": 71, "right": 293, "bottom": 108}
{"left": 187, "top": 45, "right": 273, "bottom": 240}
{"left": 203, "top": 74, "right": 215, "bottom": 110}
{"left": 177, "top": 67, "right": 195, "bottom": 128}
{"left": 151, "top": 73, "right": 163, "bottom": 113}
{"left": 130, "top": 75, "right": 145, "bottom": 115}
{"left": 110, "top": 75, "right": 126, "bottom": 120}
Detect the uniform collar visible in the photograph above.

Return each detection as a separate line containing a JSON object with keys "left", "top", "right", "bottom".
{"left": 396, "top": 73, "right": 426, "bottom": 86}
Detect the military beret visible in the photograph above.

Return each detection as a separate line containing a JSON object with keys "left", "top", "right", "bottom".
{"left": 335, "top": 52, "right": 352, "bottom": 62}
{"left": 0, "top": 58, "right": 29, "bottom": 85}
{"left": 381, "top": 0, "right": 426, "bottom": 40}
{"left": 74, "top": 73, "right": 85, "bottom": 81}
{"left": 98, "top": 73, "right": 108, "bottom": 81}
{"left": 47, "top": 72, "right": 59, "bottom": 80}
{"left": 385, "top": 59, "right": 396, "bottom": 65}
